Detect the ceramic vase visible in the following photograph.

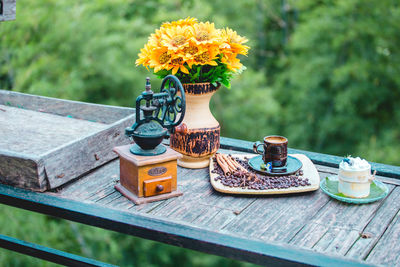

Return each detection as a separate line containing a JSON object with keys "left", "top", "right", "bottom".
{"left": 170, "top": 83, "right": 220, "bottom": 168}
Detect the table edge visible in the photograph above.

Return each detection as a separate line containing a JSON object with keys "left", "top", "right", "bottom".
{"left": 0, "top": 184, "right": 374, "bottom": 267}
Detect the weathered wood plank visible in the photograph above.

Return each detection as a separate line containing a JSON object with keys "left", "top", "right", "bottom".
{"left": 0, "top": 0, "right": 16, "bottom": 21}
{"left": 310, "top": 184, "right": 394, "bottom": 231}
{"left": 365, "top": 206, "right": 400, "bottom": 266}
{"left": 81, "top": 168, "right": 121, "bottom": 202}
{"left": 289, "top": 184, "right": 395, "bottom": 257}
{"left": 222, "top": 185, "right": 330, "bottom": 242}
{"left": 96, "top": 191, "right": 122, "bottom": 205}
{"left": 58, "top": 159, "right": 119, "bottom": 198}
{"left": 289, "top": 222, "right": 329, "bottom": 248}
{"left": 105, "top": 195, "right": 134, "bottom": 210}
{"left": 218, "top": 169, "right": 330, "bottom": 241}
{"left": 147, "top": 169, "right": 212, "bottom": 219}
{"left": 0, "top": 90, "right": 134, "bottom": 124}
{"left": 258, "top": 191, "right": 330, "bottom": 243}
{"left": 41, "top": 116, "right": 132, "bottom": 189}
{"left": 346, "top": 186, "right": 400, "bottom": 259}
{"left": 0, "top": 150, "right": 47, "bottom": 190}
{"left": 147, "top": 166, "right": 259, "bottom": 225}
{"left": 221, "top": 196, "right": 290, "bottom": 238}
{"left": 193, "top": 207, "right": 238, "bottom": 230}
{"left": 85, "top": 184, "right": 117, "bottom": 202}
{"left": 313, "top": 227, "right": 360, "bottom": 256}
{"left": 0, "top": 105, "right": 107, "bottom": 155}
{"left": 0, "top": 90, "right": 135, "bottom": 191}
{"left": 199, "top": 193, "right": 257, "bottom": 213}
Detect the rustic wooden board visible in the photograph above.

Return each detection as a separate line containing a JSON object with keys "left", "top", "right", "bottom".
{"left": 209, "top": 153, "right": 319, "bottom": 195}
{"left": 363, "top": 185, "right": 400, "bottom": 266}
{"left": 0, "top": 90, "right": 135, "bottom": 191}
{"left": 0, "top": 105, "right": 107, "bottom": 155}
{"left": 0, "top": 0, "right": 16, "bottom": 22}
{"left": 365, "top": 209, "right": 400, "bottom": 266}
{"left": 289, "top": 184, "right": 395, "bottom": 257}
{"left": 346, "top": 186, "right": 400, "bottom": 260}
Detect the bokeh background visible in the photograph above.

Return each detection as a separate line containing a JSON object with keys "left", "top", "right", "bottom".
{"left": 1, "top": 0, "right": 399, "bottom": 265}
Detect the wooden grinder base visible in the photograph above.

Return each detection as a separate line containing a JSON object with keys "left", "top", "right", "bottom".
{"left": 115, "top": 183, "right": 182, "bottom": 205}
{"left": 113, "top": 145, "right": 183, "bottom": 205}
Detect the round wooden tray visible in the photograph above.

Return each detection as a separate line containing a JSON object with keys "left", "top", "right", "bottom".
{"left": 209, "top": 154, "right": 320, "bottom": 195}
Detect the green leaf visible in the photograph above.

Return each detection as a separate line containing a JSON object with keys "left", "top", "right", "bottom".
{"left": 221, "top": 79, "right": 231, "bottom": 89}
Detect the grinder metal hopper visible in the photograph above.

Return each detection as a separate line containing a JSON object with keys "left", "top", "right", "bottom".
{"left": 125, "top": 75, "right": 186, "bottom": 155}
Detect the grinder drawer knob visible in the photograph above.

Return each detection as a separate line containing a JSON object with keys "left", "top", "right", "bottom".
{"left": 156, "top": 185, "right": 164, "bottom": 192}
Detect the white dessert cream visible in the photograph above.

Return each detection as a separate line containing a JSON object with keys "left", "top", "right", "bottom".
{"left": 338, "top": 156, "right": 373, "bottom": 198}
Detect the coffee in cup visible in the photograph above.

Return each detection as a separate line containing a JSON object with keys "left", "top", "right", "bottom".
{"left": 253, "top": 135, "right": 288, "bottom": 168}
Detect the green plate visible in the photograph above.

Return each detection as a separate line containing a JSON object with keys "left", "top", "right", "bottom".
{"left": 320, "top": 176, "right": 389, "bottom": 204}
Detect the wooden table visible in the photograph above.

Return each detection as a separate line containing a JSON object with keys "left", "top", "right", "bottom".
{"left": 1, "top": 137, "right": 400, "bottom": 266}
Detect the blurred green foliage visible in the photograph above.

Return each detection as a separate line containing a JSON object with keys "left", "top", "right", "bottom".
{"left": 275, "top": 0, "right": 400, "bottom": 161}
{"left": 0, "top": 0, "right": 399, "bottom": 265}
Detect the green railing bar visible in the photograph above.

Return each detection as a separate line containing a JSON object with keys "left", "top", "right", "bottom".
{"left": 0, "top": 234, "right": 117, "bottom": 267}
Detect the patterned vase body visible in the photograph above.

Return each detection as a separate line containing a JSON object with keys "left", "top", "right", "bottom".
{"left": 170, "top": 83, "right": 220, "bottom": 168}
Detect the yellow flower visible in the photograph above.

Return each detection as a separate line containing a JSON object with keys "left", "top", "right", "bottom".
{"left": 180, "top": 41, "right": 200, "bottom": 68}
{"left": 148, "top": 28, "right": 167, "bottom": 48}
{"left": 169, "top": 55, "right": 189, "bottom": 75}
{"left": 221, "top": 53, "right": 243, "bottom": 72}
{"left": 135, "top": 43, "right": 152, "bottom": 68}
{"left": 182, "top": 42, "right": 199, "bottom": 56}
{"left": 190, "top": 22, "right": 220, "bottom": 45}
{"left": 161, "top": 17, "right": 198, "bottom": 28}
{"left": 221, "top": 28, "right": 249, "bottom": 55}
{"left": 193, "top": 45, "right": 219, "bottom": 66}
{"left": 149, "top": 48, "right": 172, "bottom": 73}
{"left": 161, "top": 26, "right": 192, "bottom": 51}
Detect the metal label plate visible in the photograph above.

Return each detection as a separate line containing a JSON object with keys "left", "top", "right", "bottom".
{"left": 148, "top": 166, "right": 167, "bottom": 176}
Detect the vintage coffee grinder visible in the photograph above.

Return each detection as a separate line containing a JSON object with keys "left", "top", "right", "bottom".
{"left": 114, "top": 75, "right": 187, "bottom": 204}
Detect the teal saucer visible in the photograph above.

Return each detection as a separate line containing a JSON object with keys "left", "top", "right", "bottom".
{"left": 248, "top": 155, "right": 302, "bottom": 176}
{"left": 320, "top": 176, "right": 389, "bottom": 204}
{"left": 130, "top": 143, "right": 166, "bottom": 156}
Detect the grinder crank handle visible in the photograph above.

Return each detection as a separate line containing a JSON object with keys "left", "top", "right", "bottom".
{"left": 173, "top": 123, "right": 188, "bottom": 135}
{"left": 163, "top": 123, "right": 187, "bottom": 139}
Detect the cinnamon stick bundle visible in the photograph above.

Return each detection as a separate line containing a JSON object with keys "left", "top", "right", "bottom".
{"left": 215, "top": 153, "right": 249, "bottom": 175}
{"left": 216, "top": 154, "right": 230, "bottom": 175}
{"left": 214, "top": 153, "right": 257, "bottom": 187}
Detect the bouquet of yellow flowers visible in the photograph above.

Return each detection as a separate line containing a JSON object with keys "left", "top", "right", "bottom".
{"left": 136, "top": 17, "right": 249, "bottom": 88}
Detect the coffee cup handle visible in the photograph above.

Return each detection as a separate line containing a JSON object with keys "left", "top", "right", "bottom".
{"left": 253, "top": 141, "right": 263, "bottom": 155}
